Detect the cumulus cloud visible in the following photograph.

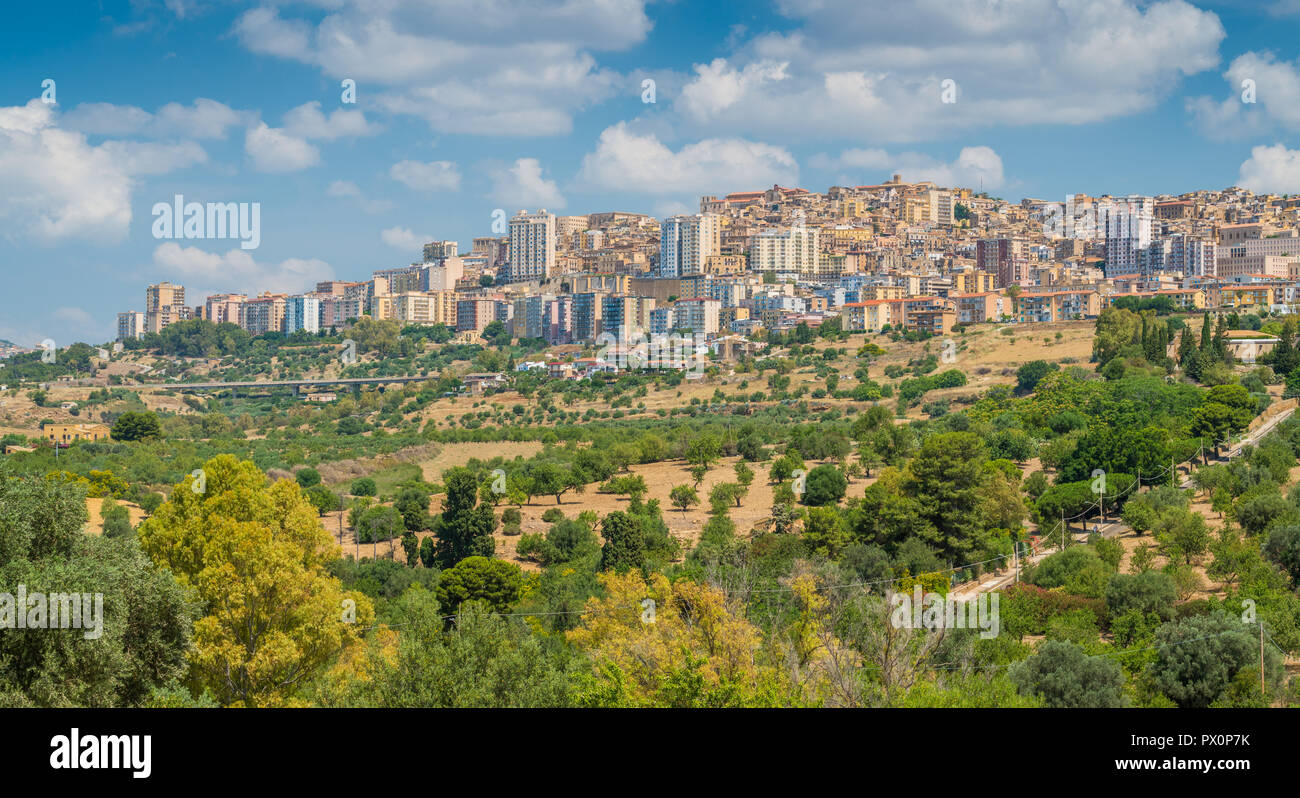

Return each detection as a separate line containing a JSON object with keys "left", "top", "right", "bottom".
{"left": 327, "top": 179, "right": 394, "bottom": 213}
{"left": 390, "top": 160, "right": 461, "bottom": 191}
{"left": 152, "top": 242, "right": 333, "bottom": 295}
{"left": 244, "top": 122, "right": 319, "bottom": 172}
{"left": 1187, "top": 51, "right": 1300, "bottom": 139}
{"left": 577, "top": 123, "right": 798, "bottom": 194}
{"left": 1237, "top": 144, "right": 1300, "bottom": 194}
{"left": 232, "top": 1, "right": 650, "bottom": 136}
{"left": 62, "top": 98, "right": 250, "bottom": 139}
{"left": 282, "top": 101, "right": 382, "bottom": 140}
{"left": 0, "top": 99, "right": 203, "bottom": 243}
{"left": 380, "top": 226, "right": 432, "bottom": 251}
{"left": 667, "top": 0, "right": 1224, "bottom": 142}
{"left": 488, "top": 158, "right": 566, "bottom": 209}
{"left": 813, "top": 146, "right": 1005, "bottom": 189}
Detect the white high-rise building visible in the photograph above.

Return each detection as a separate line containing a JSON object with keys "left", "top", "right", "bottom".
{"left": 1102, "top": 196, "right": 1153, "bottom": 277}
{"left": 285, "top": 294, "right": 321, "bottom": 334}
{"left": 659, "top": 214, "right": 720, "bottom": 277}
{"left": 751, "top": 227, "right": 821, "bottom": 275}
{"left": 507, "top": 210, "right": 556, "bottom": 282}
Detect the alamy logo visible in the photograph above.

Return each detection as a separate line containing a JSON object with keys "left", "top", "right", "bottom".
{"left": 0, "top": 584, "right": 103, "bottom": 639}
{"left": 152, "top": 194, "right": 261, "bottom": 250}
{"left": 50, "top": 728, "right": 151, "bottom": 779}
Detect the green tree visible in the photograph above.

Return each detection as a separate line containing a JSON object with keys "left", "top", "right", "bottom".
{"left": 1105, "top": 571, "right": 1176, "bottom": 620}
{"left": 111, "top": 411, "right": 162, "bottom": 442}
{"left": 395, "top": 487, "right": 431, "bottom": 532}
{"left": 0, "top": 472, "right": 193, "bottom": 707}
{"left": 137, "top": 455, "right": 374, "bottom": 707}
{"left": 1150, "top": 611, "right": 1281, "bottom": 708}
{"left": 801, "top": 464, "right": 847, "bottom": 506}
{"left": 599, "top": 511, "right": 645, "bottom": 573}
{"left": 435, "top": 556, "right": 524, "bottom": 614}
{"left": 432, "top": 467, "right": 497, "bottom": 568}
{"left": 669, "top": 484, "right": 699, "bottom": 513}
{"left": 1008, "top": 641, "right": 1125, "bottom": 708}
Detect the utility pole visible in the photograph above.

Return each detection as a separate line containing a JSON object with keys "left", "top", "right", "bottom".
{"left": 1059, "top": 512, "right": 1065, "bottom": 552}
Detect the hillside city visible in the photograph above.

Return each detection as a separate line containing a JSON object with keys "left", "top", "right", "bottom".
{"left": 100, "top": 180, "right": 1300, "bottom": 360}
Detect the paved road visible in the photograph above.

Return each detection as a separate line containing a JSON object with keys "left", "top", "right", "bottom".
{"left": 955, "top": 403, "right": 1298, "bottom": 600}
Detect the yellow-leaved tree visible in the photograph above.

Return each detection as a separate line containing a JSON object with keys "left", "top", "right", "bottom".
{"left": 139, "top": 454, "right": 374, "bottom": 707}
{"left": 566, "top": 571, "right": 800, "bottom": 707}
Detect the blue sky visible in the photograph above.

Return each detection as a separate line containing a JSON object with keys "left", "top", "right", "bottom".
{"left": 2, "top": 0, "right": 1299, "bottom": 346}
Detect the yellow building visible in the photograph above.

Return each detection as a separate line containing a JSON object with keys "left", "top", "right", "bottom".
{"left": 45, "top": 423, "right": 111, "bottom": 446}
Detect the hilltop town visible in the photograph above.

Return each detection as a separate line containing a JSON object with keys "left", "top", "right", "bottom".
{"left": 105, "top": 179, "right": 1300, "bottom": 357}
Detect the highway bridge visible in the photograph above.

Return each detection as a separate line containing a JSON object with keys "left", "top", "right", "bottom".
{"left": 119, "top": 375, "right": 434, "bottom": 394}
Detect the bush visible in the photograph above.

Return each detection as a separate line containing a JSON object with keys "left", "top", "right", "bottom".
{"left": 1008, "top": 640, "right": 1126, "bottom": 708}
{"left": 1030, "top": 546, "right": 1112, "bottom": 598}
{"left": 1105, "top": 571, "right": 1176, "bottom": 620}
{"left": 801, "top": 464, "right": 847, "bottom": 506}
{"left": 356, "top": 505, "right": 403, "bottom": 543}
{"left": 541, "top": 508, "right": 565, "bottom": 524}
{"left": 295, "top": 467, "right": 322, "bottom": 488}
{"left": 350, "top": 477, "right": 378, "bottom": 497}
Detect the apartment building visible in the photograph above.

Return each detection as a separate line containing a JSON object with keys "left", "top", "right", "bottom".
{"left": 204, "top": 294, "right": 246, "bottom": 325}
{"left": 659, "top": 214, "right": 721, "bottom": 277}
{"left": 240, "top": 293, "right": 287, "bottom": 334}
{"left": 456, "top": 298, "right": 497, "bottom": 333}
{"left": 395, "top": 291, "right": 458, "bottom": 327}
{"left": 1215, "top": 225, "right": 1300, "bottom": 279}
{"left": 751, "top": 227, "right": 821, "bottom": 275}
{"left": 953, "top": 293, "right": 1005, "bottom": 324}
{"left": 601, "top": 295, "right": 657, "bottom": 340}
{"left": 571, "top": 292, "right": 606, "bottom": 341}
{"left": 422, "top": 240, "right": 458, "bottom": 262}
{"left": 977, "top": 238, "right": 1028, "bottom": 288}
{"left": 1102, "top": 196, "right": 1154, "bottom": 277}
{"left": 507, "top": 209, "right": 556, "bottom": 282}
{"left": 116, "top": 311, "right": 145, "bottom": 341}
{"left": 145, "top": 282, "right": 188, "bottom": 333}
{"left": 1013, "top": 289, "right": 1101, "bottom": 322}
{"left": 671, "top": 298, "right": 722, "bottom": 335}
{"left": 285, "top": 294, "right": 322, "bottom": 334}
{"left": 839, "top": 300, "right": 897, "bottom": 333}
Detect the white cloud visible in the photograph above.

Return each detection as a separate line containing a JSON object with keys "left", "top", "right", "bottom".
{"left": 326, "top": 179, "right": 394, "bottom": 213}
{"left": 282, "top": 101, "right": 382, "bottom": 140}
{"left": 244, "top": 122, "right": 319, "bottom": 173}
{"left": 99, "top": 140, "right": 208, "bottom": 175}
{"left": 680, "top": 59, "right": 790, "bottom": 120}
{"left": 1237, "top": 144, "right": 1300, "bottom": 194}
{"left": 666, "top": 0, "right": 1224, "bottom": 142}
{"left": 232, "top": 1, "right": 650, "bottom": 136}
{"left": 390, "top": 159, "right": 461, "bottom": 191}
{"left": 0, "top": 99, "right": 202, "bottom": 243}
{"left": 380, "top": 226, "right": 432, "bottom": 251}
{"left": 326, "top": 180, "right": 361, "bottom": 198}
{"left": 814, "top": 145, "right": 1005, "bottom": 189}
{"left": 1187, "top": 51, "right": 1300, "bottom": 139}
{"left": 62, "top": 98, "right": 250, "bottom": 139}
{"left": 577, "top": 123, "right": 798, "bottom": 194}
{"left": 489, "top": 158, "right": 566, "bottom": 209}
{"left": 152, "top": 242, "right": 333, "bottom": 296}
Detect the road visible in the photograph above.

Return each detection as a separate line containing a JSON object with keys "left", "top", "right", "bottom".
{"left": 952, "top": 401, "right": 1298, "bottom": 601}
